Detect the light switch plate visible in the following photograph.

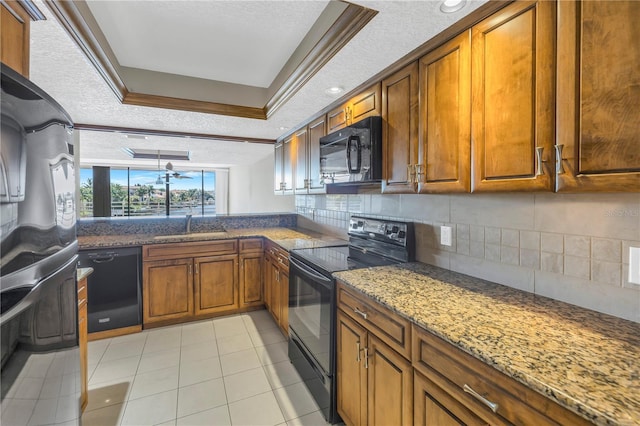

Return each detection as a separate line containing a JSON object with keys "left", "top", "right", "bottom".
{"left": 629, "top": 247, "right": 640, "bottom": 285}
{"left": 441, "top": 226, "right": 452, "bottom": 247}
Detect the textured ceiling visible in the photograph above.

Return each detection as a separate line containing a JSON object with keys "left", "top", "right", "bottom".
{"left": 29, "top": 0, "right": 488, "bottom": 168}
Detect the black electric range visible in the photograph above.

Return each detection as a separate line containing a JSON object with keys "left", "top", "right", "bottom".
{"left": 288, "top": 216, "right": 415, "bottom": 424}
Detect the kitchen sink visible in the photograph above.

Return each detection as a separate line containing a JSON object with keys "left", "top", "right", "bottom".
{"left": 153, "top": 231, "right": 228, "bottom": 240}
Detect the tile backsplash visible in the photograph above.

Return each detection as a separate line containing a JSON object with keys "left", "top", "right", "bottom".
{"left": 296, "top": 192, "right": 640, "bottom": 322}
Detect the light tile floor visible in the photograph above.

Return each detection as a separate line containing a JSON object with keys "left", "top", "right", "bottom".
{"left": 82, "top": 310, "right": 330, "bottom": 426}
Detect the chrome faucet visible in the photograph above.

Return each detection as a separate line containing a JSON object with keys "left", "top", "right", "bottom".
{"left": 185, "top": 214, "right": 192, "bottom": 234}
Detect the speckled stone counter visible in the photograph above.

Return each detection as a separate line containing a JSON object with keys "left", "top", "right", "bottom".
{"left": 78, "top": 227, "right": 346, "bottom": 251}
{"left": 333, "top": 263, "right": 640, "bottom": 426}
{"left": 77, "top": 267, "right": 93, "bottom": 281}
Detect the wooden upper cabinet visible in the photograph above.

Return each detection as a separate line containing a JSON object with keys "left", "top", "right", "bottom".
{"left": 1, "top": 2, "right": 32, "bottom": 77}
{"left": 418, "top": 30, "right": 471, "bottom": 194}
{"left": 274, "top": 141, "right": 284, "bottom": 193}
{"left": 282, "top": 135, "right": 295, "bottom": 194}
{"left": 307, "top": 116, "right": 327, "bottom": 193}
{"left": 556, "top": 0, "right": 640, "bottom": 192}
{"left": 471, "top": 0, "right": 555, "bottom": 192}
{"left": 293, "top": 128, "right": 308, "bottom": 193}
{"left": 327, "top": 83, "right": 382, "bottom": 133}
{"left": 382, "top": 62, "right": 419, "bottom": 194}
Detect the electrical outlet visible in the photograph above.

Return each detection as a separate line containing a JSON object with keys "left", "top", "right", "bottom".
{"left": 441, "top": 226, "right": 452, "bottom": 246}
{"left": 629, "top": 247, "right": 640, "bottom": 285}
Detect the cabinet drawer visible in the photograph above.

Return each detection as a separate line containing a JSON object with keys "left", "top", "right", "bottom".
{"left": 337, "top": 281, "right": 411, "bottom": 359}
{"left": 265, "top": 241, "right": 289, "bottom": 269}
{"left": 412, "top": 324, "right": 590, "bottom": 426}
{"left": 239, "top": 238, "right": 263, "bottom": 252}
{"left": 143, "top": 239, "right": 238, "bottom": 260}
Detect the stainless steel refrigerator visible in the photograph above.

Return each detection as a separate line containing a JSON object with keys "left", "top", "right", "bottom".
{"left": 1, "top": 64, "right": 80, "bottom": 425}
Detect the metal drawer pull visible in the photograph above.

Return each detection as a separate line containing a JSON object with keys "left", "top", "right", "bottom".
{"left": 554, "top": 144, "right": 566, "bottom": 175}
{"left": 354, "top": 307, "right": 368, "bottom": 320}
{"left": 356, "top": 342, "right": 361, "bottom": 362}
{"left": 463, "top": 384, "right": 499, "bottom": 413}
{"left": 364, "top": 347, "right": 369, "bottom": 369}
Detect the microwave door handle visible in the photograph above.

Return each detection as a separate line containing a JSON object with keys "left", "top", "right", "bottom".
{"left": 347, "top": 135, "right": 361, "bottom": 174}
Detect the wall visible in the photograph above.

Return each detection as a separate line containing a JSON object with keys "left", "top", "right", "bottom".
{"left": 229, "top": 153, "right": 295, "bottom": 214}
{"left": 296, "top": 192, "right": 640, "bottom": 322}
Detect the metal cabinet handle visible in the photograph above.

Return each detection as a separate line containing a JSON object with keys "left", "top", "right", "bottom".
{"left": 554, "top": 144, "right": 566, "bottom": 175}
{"left": 356, "top": 341, "right": 361, "bottom": 362}
{"left": 188, "top": 264, "right": 192, "bottom": 275}
{"left": 407, "top": 164, "right": 415, "bottom": 182}
{"left": 276, "top": 269, "right": 279, "bottom": 282}
{"left": 535, "top": 147, "right": 547, "bottom": 176}
{"left": 354, "top": 307, "right": 368, "bottom": 320}
{"left": 195, "top": 263, "right": 199, "bottom": 275}
{"left": 414, "top": 164, "right": 424, "bottom": 184}
{"left": 363, "top": 347, "right": 369, "bottom": 369}
{"left": 463, "top": 384, "right": 499, "bottom": 413}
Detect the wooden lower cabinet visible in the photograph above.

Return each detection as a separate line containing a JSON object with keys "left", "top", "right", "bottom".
{"left": 264, "top": 241, "right": 289, "bottom": 335}
{"left": 143, "top": 258, "right": 194, "bottom": 324}
{"left": 414, "top": 370, "right": 486, "bottom": 426}
{"left": 337, "top": 310, "right": 413, "bottom": 426}
{"left": 77, "top": 274, "right": 88, "bottom": 412}
{"left": 142, "top": 239, "right": 265, "bottom": 327}
{"left": 194, "top": 254, "right": 238, "bottom": 315}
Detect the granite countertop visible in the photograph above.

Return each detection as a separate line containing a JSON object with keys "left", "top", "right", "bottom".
{"left": 77, "top": 267, "right": 93, "bottom": 281}
{"left": 77, "top": 227, "right": 347, "bottom": 251}
{"left": 333, "top": 263, "right": 640, "bottom": 426}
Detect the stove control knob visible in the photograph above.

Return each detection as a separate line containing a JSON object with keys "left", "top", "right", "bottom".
{"left": 398, "top": 231, "right": 406, "bottom": 239}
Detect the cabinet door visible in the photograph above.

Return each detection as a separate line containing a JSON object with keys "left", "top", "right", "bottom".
{"left": 239, "top": 252, "right": 263, "bottom": 308}
{"left": 278, "top": 267, "right": 289, "bottom": 336}
{"left": 368, "top": 335, "right": 413, "bottom": 426}
{"left": 264, "top": 255, "right": 273, "bottom": 313}
{"left": 282, "top": 135, "right": 295, "bottom": 194}
{"left": 1, "top": 2, "right": 31, "bottom": 77}
{"left": 556, "top": 0, "right": 640, "bottom": 192}
{"left": 471, "top": 0, "right": 555, "bottom": 192}
{"left": 294, "top": 127, "right": 308, "bottom": 193}
{"left": 194, "top": 254, "right": 238, "bottom": 316}
{"left": 418, "top": 30, "right": 471, "bottom": 194}
{"left": 327, "top": 83, "right": 382, "bottom": 132}
{"left": 270, "top": 261, "right": 282, "bottom": 323}
{"left": 337, "top": 311, "right": 368, "bottom": 426}
{"left": 382, "top": 62, "right": 419, "bottom": 194}
{"left": 274, "top": 141, "right": 284, "bottom": 193}
{"left": 414, "top": 371, "right": 486, "bottom": 426}
{"left": 143, "top": 258, "right": 193, "bottom": 324}
{"left": 307, "top": 116, "right": 326, "bottom": 193}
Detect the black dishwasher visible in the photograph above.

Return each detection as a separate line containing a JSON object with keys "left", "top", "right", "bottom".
{"left": 78, "top": 247, "right": 142, "bottom": 333}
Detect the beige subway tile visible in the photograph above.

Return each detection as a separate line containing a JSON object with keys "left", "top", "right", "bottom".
{"left": 564, "top": 256, "right": 590, "bottom": 280}
{"left": 456, "top": 238, "right": 470, "bottom": 256}
{"left": 485, "top": 243, "right": 501, "bottom": 262}
{"left": 450, "top": 193, "right": 535, "bottom": 229}
{"left": 470, "top": 225, "right": 485, "bottom": 243}
{"left": 520, "top": 249, "right": 540, "bottom": 269}
{"left": 469, "top": 241, "right": 484, "bottom": 259}
{"left": 520, "top": 231, "right": 540, "bottom": 250}
{"left": 564, "top": 235, "right": 591, "bottom": 258}
{"left": 591, "top": 260, "right": 622, "bottom": 287}
{"left": 451, "top": 253, "right": 535, "bottom": 293}
{"left": 485, "top": 227, "right": 501, "bottom": 245}
{"left": 541, "top": 252, "right": 563, "bottom": 274}
{"left": 501, "top": 229, "right": 520, "bottom": 248}
{"left": 541, "top": 233, "right": 564, "bottom": 254}
{"left": 534, "top": 193, "right": 640, "bottom": 240}
{"left": 399, "top": 194, "right": 450, "bottom": 223}
{"left": 592, "top": 238, "right": 622, "bottom": 262}
{"left": 457, "top": 224, "right": 470, "bottom": 241}
{"left": 501, "top": 246, "right": 520, "bottom": 266}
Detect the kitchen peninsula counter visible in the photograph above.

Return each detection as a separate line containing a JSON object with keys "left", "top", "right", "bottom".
{"left": 333, "top": 263, "right": 640, "bottom": 426}
{"left": 78, "top": 227, "right": 346, "bottom": 250}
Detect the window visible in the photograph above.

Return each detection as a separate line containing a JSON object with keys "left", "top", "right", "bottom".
{"left": 79, "top": 167, "right": 216, "bottom": 218}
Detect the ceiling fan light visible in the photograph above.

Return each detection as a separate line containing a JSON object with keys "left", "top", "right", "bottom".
{"left": 155, "top": 176, "right": 163, "bottom": 185}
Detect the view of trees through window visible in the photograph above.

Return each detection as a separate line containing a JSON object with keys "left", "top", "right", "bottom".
{"left": 80, "top": 168, "right": 216, "bottom": 217}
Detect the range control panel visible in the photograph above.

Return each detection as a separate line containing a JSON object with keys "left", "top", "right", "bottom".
{"left": 348, "top": 216, "right": 411, "bottom": 246}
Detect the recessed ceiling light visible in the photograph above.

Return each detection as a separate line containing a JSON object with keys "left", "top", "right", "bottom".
{"left": 325, "top": 86, "right": 344, "bottom": 95}
{"left": 440, "top": 0, "right": 466, "bottom": 13}
{"left": 278, "top": 126, "right": 289, "bottom": 131}
{"left": 124, "top": 134, "right": 147, "bottom": 140}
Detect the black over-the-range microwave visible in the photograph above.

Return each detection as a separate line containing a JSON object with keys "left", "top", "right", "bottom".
{"left": 319, "top": 116, "right": 382, "bottom": 188}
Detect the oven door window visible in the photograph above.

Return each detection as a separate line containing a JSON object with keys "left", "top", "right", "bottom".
{"left": 289, "top": 264, "right": 332, "bottom": 373}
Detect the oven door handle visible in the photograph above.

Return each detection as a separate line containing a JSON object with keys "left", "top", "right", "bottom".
{"left": 289, "top": 256, "right": 333, "bottom": 288}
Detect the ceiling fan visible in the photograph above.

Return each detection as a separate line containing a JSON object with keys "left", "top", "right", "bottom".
{"left": 154, "top": 152, "right": 193, "bottom": 185}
